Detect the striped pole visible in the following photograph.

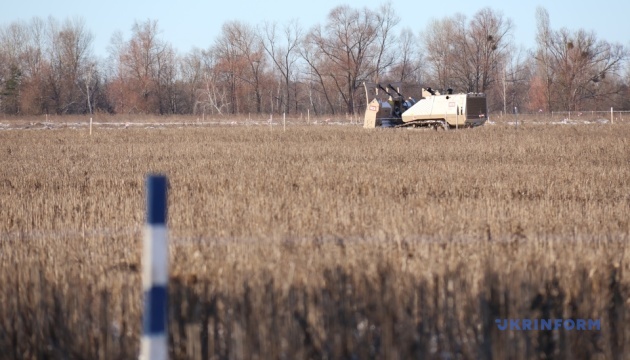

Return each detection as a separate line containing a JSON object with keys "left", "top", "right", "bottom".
{"left": 140, "top": 175, "right": 169, "bottom": 360}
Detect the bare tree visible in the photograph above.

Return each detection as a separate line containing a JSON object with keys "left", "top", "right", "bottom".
{"left": 422, "top": 17, "right": 456, "bottom": 90}
{"left": 372, "top": 2, "right": 400, "bottom": 83}
{"left": 79, "top": 61, "right": 98, "bottom": 114}
{"left": 534, "top": 7, "right": 554, "bottom": 111}
{"left": 212, "top": 21, "right": 266, "bottom": 114}
{"left": 0, "top": 17, "right": 95, "bottom": 115}
{"left": 179, "top": 48, "right": 203, "bottom": 114}
{"left": 262, "top": 20, "right": 302, "bottom": 114}
{"left": 0, "top": 21, "right": 29, "bottom": 114}
{"left": 422, "top": 8, "right": 513, "bottom": 110}
{"left": 467, "top": 8, "right": 513, "bottom": 93}
{"left": 189, "top": 48, "right": 230, "bottom": 115}
{"left": 491, "top": 47, "right": 532, "bottom": 113}
{"left": 534, "top": 7, "right": 627, "bottom": 111}
{"left": 226, "top": 22, "right": 265, "bottom": 113}
{"left": 125, "top": 19, "right": 168, "bottom": 113}
{"left": 212, "top": 25, "right": 239, "bottom": 114}
{"left": 156, "top": 44, "right": 177, "bottom": 113}
{"left": 106, "top": 19, "right": 176, "bottom": 114}
{"left": 388, "top": 27, "right": 422, "bottom": 83}
{"left": 305, "top": 5, "right": 384, "bottom": 114}
{"left": 105, "top": 30, "right": 127, "bottom": 113}
{"left": 300, "top": 41, "right": 336, "bottom": 114}
{"left": 47, "top": 17, "right": 95, "bottom": 114}
{"left": 556, "top": 29, "right": 625, "bottom": 110}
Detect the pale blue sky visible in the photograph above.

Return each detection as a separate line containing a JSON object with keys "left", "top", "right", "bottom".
{"left": 2, "top": 0, "right": 629, "bottom": 58}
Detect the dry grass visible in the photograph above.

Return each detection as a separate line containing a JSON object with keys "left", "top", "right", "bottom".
{"left": 0, "top": 123, "right": 629, "bottom": 359}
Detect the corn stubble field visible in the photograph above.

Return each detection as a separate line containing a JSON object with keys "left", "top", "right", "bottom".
{"left": 1, "top": 121, "right": 629, "bottom": 359}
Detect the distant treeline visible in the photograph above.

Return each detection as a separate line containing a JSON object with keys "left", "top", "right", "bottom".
{"left": 0, "top": 5, "right": 628, "bottom": 116}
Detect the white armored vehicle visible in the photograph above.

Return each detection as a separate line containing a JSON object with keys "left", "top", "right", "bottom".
{"left": 363, "top": 83, "right": 488, "bottom": 130}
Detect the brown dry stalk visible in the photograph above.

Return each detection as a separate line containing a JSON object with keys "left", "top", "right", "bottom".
{"left": 0, "top": 123, "right": 628, "bottom": 359}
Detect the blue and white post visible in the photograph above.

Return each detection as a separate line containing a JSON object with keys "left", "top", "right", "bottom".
{"left": 140, "top": 175, "right": 169, "bottom": 360}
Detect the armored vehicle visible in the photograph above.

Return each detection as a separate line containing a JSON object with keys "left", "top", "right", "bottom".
{"left": 363, "top": 83, "right": 488, "bottom": 130}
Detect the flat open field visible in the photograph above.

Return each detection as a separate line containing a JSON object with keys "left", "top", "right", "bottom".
{"left": 1, "top": 123, "right": 629, "bottom": 359}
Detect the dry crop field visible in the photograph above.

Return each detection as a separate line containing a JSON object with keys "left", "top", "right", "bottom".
{"left": 1, "top": 122, "right": 629, "bottom": 359}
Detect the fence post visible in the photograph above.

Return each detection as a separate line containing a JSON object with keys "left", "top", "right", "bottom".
{"left": 140, "top": 175, "right": 169, "bottom": 360}
{"left": 611, "top": 107, "right": 614, "bottom": 124}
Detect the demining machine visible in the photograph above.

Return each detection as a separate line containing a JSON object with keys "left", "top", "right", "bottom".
{"left": 363, "top": 82, "right": 488, "bottom": 130}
